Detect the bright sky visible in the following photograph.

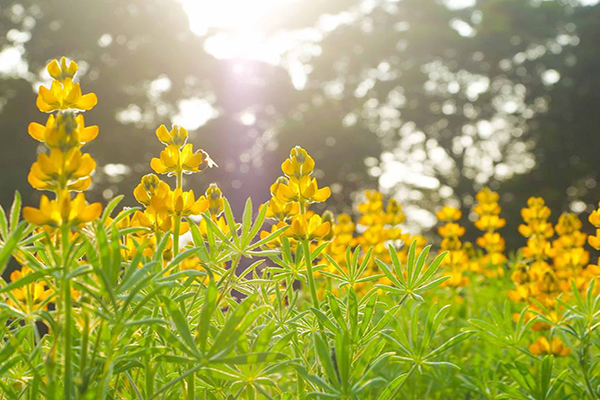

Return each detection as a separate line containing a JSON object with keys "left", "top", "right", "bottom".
{"left": 180, "top": 0, "right": 309, "bottom": 62}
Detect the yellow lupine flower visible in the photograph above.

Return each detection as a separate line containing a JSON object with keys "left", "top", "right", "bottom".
{"left": 37, "top": 79, "right": 97, "bottom": 113}
{"left": 263, "top": 197, "right": 299, "bottom": 221}
{"left": 281, "top": 146, "right": 315, "bottom": 178}
{"left": 6, "top": 267, "right": 53, "bottom": 313}
{"left": 156, "top": 124, "right": 189, "bottom": 147}
{"left": 131, "top": 207, "right": 172, "bottom": 235}
{"left": 476, "top": 232, "right": 505, "bottom": 253}
{"left": 436, "top": 206, "right": 462, "bottom": 222}
{"left": 150, "top": 144, "right": 212, "bottom": 176}
{"left": 521, "top": 197, "right": 551, "bottom": 222}
{"left": 474, "top": 214, "right": 506, "bottom": 231}
{"left": 357, "top": 190, "right": 384, "bottom": 215}
{"left": 28, "top": 148, "right": 95, "bottom": 192}
{"left": 23, "top": 192, "right": 102, "bottom": 228}
{"left": 28, "top": 113, "right": 98, "bottom": 150}
{"left": 46, "top": 57, "right": 78, "bottom": 82}
{"left": 529, "top": 337, "right": 571, "bottom": 357}
{"left": 385, "top": 199, "right": 405, "bottom": 225}
{"left": 158, "top": 188, "right": 208, "bottom": 217}
{"left": 588, "top": 230, "right": 600, "bottom": 250}
{"left": 275, "top": 176, "right": 330, "bottom": 204}
{"left": 589, "top": 206, "right": 600, "bottom": 227}
{"left": 437, "top": 222, "right": 465, "bottom": 238}
{"left": 133, "top": 174, "right": 171, "bottom": 206}
{"left": 285, "top": 214, "right": 331, "bottom": 241}
{"left": 518, "top": 221, "right": 554, "bottom": 238}
{"left": 205, "top": 184, "right": 225, "bottom": 216}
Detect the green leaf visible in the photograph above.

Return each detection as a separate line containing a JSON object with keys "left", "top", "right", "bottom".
{"left": 0, "top": 204, "right": 7, "bottom": 240}
{"left": 359, "top": 292, "right": 378, "bottom": 336}
{"left": 199, "top": 281, "right": 218, "bottom": 353}
{"left": 314, "top": 332, "right": 339, "bottom": 387}
{"left": 213, "top": 351, "right": 287, "bottom": 365}
{"left": 162, "top": 296, "right": 201, "bottom": 358}
{"left": 246, "top": 200, "right": 268, "bottom": 249}
{"left": 377, "top": 370, "right": 412, "bottom": 400}
{"left": 101, "top": 195, "right": 124, "bottom": 223}
{"left": 9, "top": 191, "right": 21, "bottom": 232}
{"left": 241, "top": 197, "right": 253, "bottom": 245}
{"left": 223, "top": 198, "right": 240, "bottom": 247}
{"left": 0, "top": 221, "right": 27, "bottom": 273}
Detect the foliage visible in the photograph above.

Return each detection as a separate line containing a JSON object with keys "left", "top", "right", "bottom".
{"left": 3, "top": 56, "right": 600, "bottom": 400}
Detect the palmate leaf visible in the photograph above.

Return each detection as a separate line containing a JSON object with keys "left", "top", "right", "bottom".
{"left": 499, "top": 356, "right": 569, "bottom": 400}
{"left": 374, "top": 241, "right": 449, "bottom": 301}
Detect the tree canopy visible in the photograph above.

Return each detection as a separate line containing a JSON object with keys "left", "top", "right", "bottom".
{"left": 1, "top": 0, "right": 598, "bottom": 248}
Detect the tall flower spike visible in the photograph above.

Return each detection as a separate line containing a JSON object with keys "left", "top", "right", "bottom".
{"left": 26, "top": 57, "right": 102, "bottom": 229}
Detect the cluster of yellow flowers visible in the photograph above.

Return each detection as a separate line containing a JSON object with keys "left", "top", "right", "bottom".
{"left": 6, "top": 266, "right": 53, "bottom": 313}
{"left": 125, "top": 124, "right": 221, "bottom": 262}
{"left": 23, "top": 57, "right": 102, "bottom": 229}
{"left": 433, "top": 187, "right": 508, "bottom": 288}
{"left": 508, "top": 196, "right": 599, "bottom": 356}
{"left": 261, "top": 152, "right": 432, "bottom": 297}
{"left": 473, "top": 188, "right": 507, "bottom": 278}
{"left": 11, "top": 58, "right": 102, "bottom": 314}
{"left": 261, "top": 146, "right": 331, "bottom": 244}
{"left": 436, "top": 206, "right": 469, "bottom": 288}
{"left": 326, "top": 191, "right": 426, "bottom": 295}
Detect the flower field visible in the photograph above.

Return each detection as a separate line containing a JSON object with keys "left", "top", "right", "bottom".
{"left": 2, "top": 57, "right": 600, "bottom": 399}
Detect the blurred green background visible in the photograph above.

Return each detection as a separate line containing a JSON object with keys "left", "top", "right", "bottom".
{"left": 1, "top": 0, "right": 599, "bottom": 249}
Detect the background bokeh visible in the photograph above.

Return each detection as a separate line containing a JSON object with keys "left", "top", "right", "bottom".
{"left": 1, "top": 0, "right": 599, "bottom": 249}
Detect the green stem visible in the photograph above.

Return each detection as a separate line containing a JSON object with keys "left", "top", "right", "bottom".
{"left": 173, "top": 215, "right": 181, "bottom": 256}
{"left": 186, "top": 368, "right": 195, "bottom": 400}
{"left": 61, "top": 224, "right": 73, "bottom": 400}
{"left": 580, "top": 331, "right": 596, "bottom": 399}
{"left": 302, "top": 239, "right": 320, "bottom": 310}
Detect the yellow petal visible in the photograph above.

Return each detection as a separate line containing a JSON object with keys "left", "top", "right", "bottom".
{"left": 151, "top": 158, "right": 167, "bottom": 174}
{"left": 156, "top": 125, "right": 171, "bottom": 144}
{"left": 23, "top": 206, "right": 48, "bottom": 226}
{"left": 69, "top": 177, "right": 92, "bottom": 191}
{"left": 76, "top": 93, "right": 97, "bottom": 111}
{"left": 28, "top": 122, "right": 47, "bottom": 142}
{"left": 79, "top": 126, "right": 99, "bottom": 143}
{"left": 312, "top": 187, "right": 331, "bottom": 202}
{"left": 80, "top": 203, "right": 102, "bottom": 223}
{"left": 312, "top": 222, "right": 331, "bottom": 238}
{"left": 47, "top": 59, "right": 62, "bottom": 80}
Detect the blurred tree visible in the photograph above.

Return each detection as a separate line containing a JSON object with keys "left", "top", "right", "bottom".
{"left": 0, "top": 0, "right": 300, "bottom": 214}
{"left": 273, "top": 0, "right": 600, "bottom": 248}
{"left": 1, "top": 0, "right": 599, "bottom": 250}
